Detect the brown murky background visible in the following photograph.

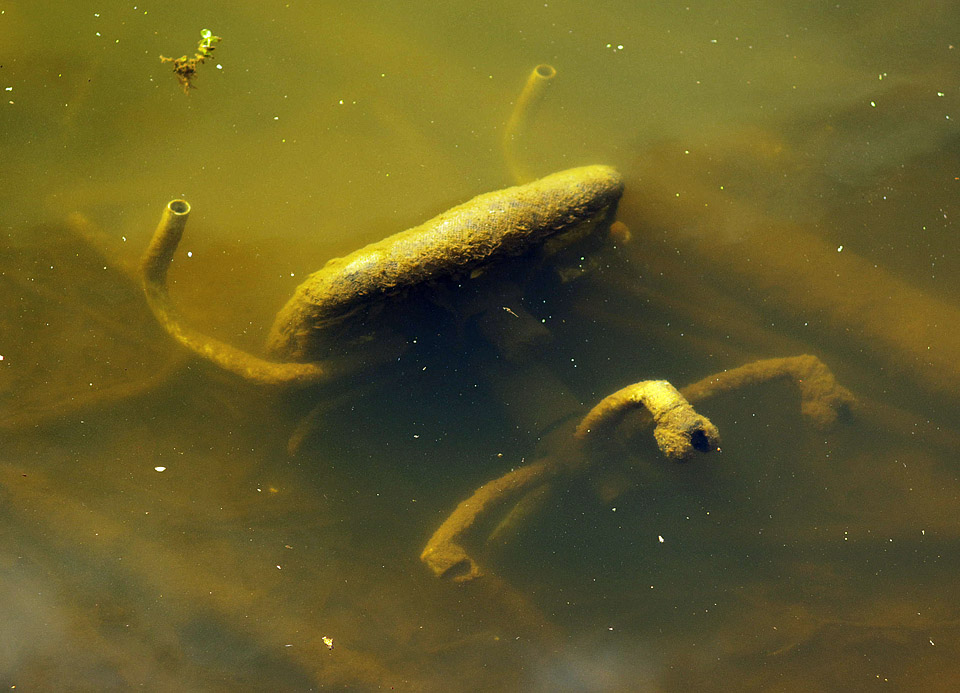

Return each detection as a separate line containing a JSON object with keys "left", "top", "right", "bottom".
{"left": 3, "top": 1, "right": 960, "bottom": 690}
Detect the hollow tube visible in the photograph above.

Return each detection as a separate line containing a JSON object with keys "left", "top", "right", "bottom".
{"left": 575, "top": 380, "right": 721, "bottom": 460}
{"left": 140, "top": 200, "right": 331, "bottom": 386}
{"left": 502, "top": 64, "right": 557, "bottom": 184}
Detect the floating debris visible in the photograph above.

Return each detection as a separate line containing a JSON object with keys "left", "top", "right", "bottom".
{"left": 160, "top": 29, "right": 222, "bottom": 94}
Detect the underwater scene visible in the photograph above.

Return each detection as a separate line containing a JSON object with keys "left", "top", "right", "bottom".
{"left": 3, "top": 1, "right": 960, "bottom": 690}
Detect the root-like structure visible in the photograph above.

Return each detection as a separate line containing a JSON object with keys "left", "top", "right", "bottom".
{"left": 422, "top": 355, "right": 854, "bottom": 583}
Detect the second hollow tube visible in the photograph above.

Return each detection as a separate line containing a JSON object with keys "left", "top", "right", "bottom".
{"left": 502, "top": 64, "right": 557, "bottom": 184}
{"left": 140, "top": 200, "right": 332, "bottom": 386}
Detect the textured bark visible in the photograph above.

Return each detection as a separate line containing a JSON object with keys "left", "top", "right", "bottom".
{"left": 267, "top": 165, "right": 624, "bottom": 361}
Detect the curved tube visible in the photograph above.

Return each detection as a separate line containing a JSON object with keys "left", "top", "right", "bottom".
{"left": 420, "top": 458, "right": 559, "bottom": 581}
{"left": 502, "top": 64, "right": 557, "bottom": 184}
{"left": 141, "top": 199, "right": 190, "bottom": 287}
{"left": 423, "top": 379, "right": 718, "bottom": 582}
{"left": 575, "top": 380, "right": 721, "bottom": 460}
{"left": 423, "top": 357, "right": 855, "bottom": 582}
{"left": 140, "top": 200, "right": 331, "bottom": 386}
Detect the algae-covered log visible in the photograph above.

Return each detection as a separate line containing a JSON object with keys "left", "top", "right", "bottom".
{"left": 267, "top": 165, "right": 624, "bottom": 361}
{"left": 142, "top": 167, "right": 623, "bottom": 384}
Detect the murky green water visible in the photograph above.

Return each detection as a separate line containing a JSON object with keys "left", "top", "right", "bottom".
{"left": 3, "top": 1, "right": 960, "bottom": 690}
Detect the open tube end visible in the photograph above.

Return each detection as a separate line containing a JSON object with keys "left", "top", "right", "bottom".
{"left": 531, "top": 63, "right": 556, "bottom": 82}
{"left": 141, "top": 199, "right": 192, "bottom": 286}
{"left": 167, "top": 199, "right": 191, "bottom": 216}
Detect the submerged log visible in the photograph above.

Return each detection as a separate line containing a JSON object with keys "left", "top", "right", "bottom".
{"left": 267, "top": 165, "right": 624, "bottom": 361}
{"left": 141, "top": 166, "right": 624, "bottom": 384}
